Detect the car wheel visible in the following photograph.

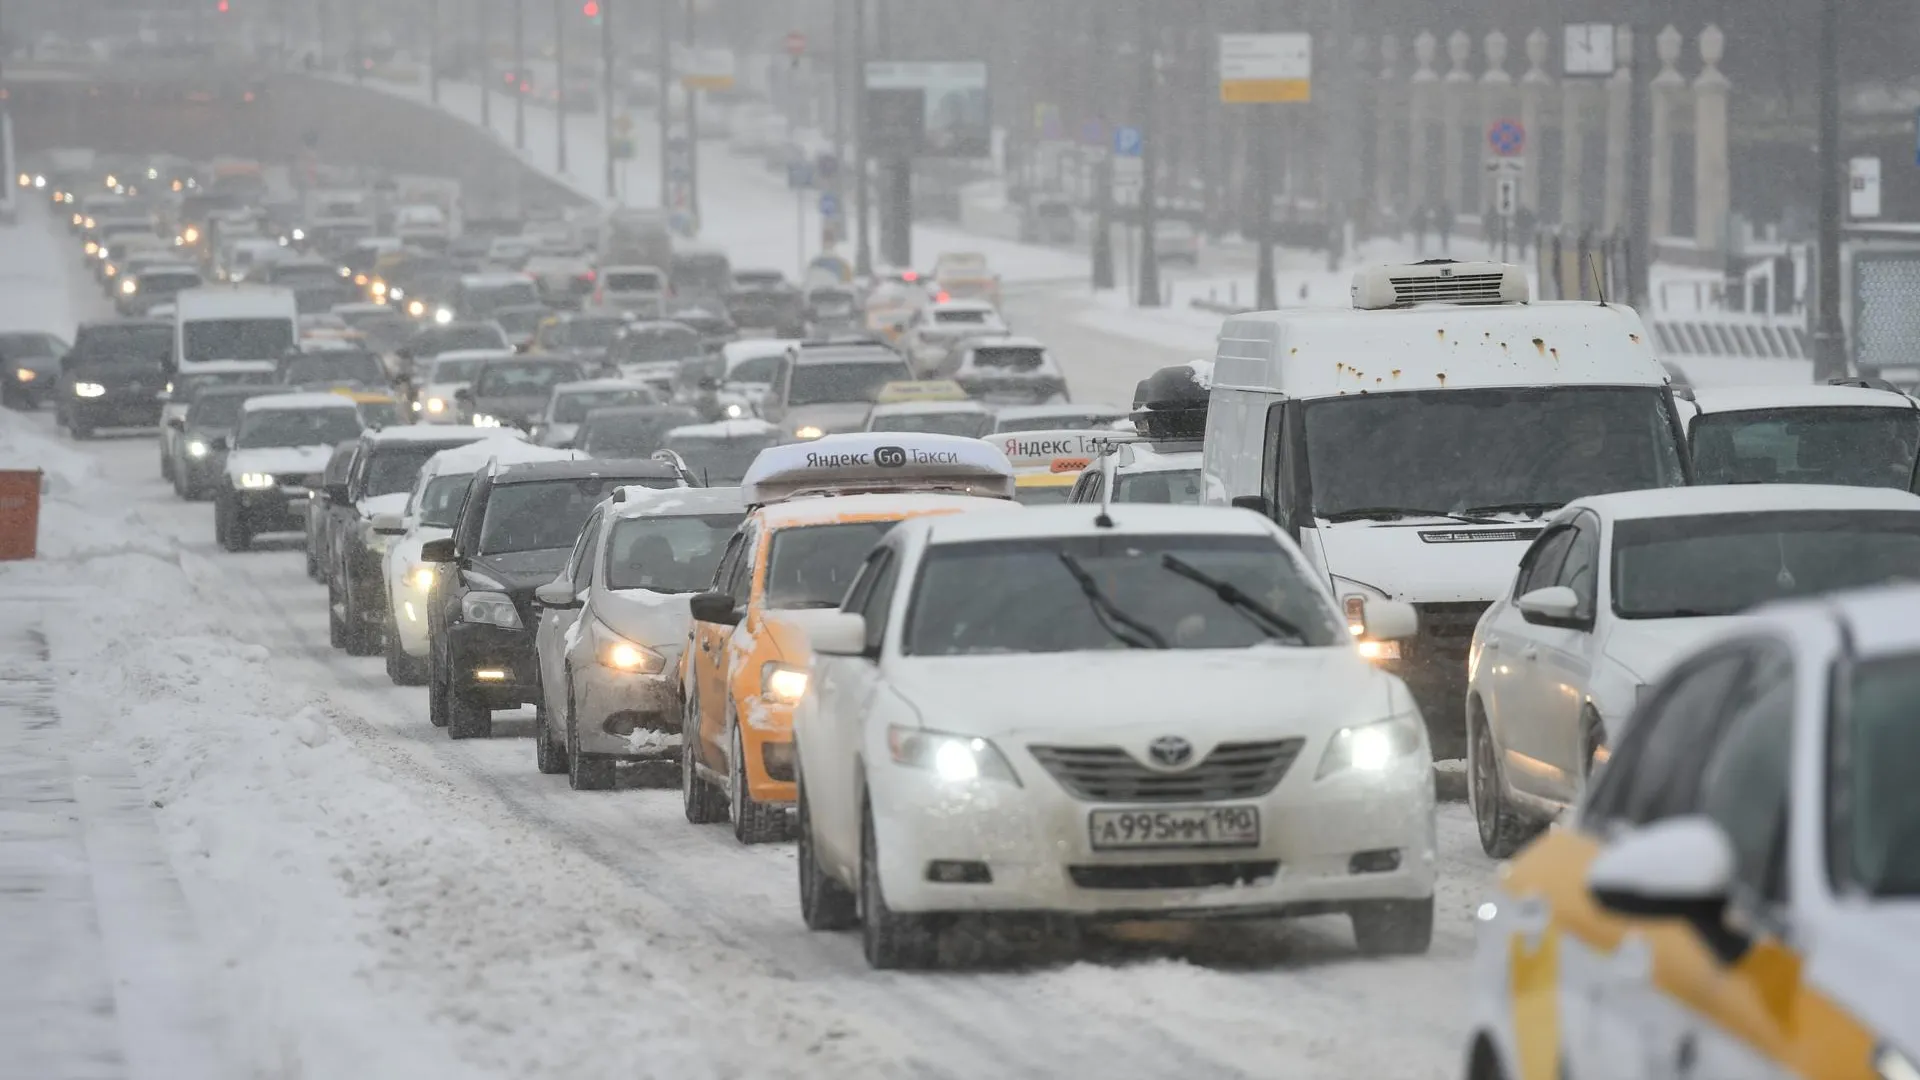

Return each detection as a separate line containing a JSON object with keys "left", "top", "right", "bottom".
{"left": 730, "top": 719, "right": 789, "bottom": 844}
{"left": 534, "top": 683, "right": 569, "bottom": 775}
{"left": 446, "top": 682, "right": 491, "bottom": 739}
{"left": 219, "top": 498, "right": 251, "bottom": 552}
{"left": 859, "top": 798, "right": 938, "bottom": 970}
{"left": 159, "top": 449, "right": 171, "bottom": 481}
{"left": 383, "top": 613, "right": 428, "bottom": 685}
{"left": 342, "top": 577, "right": 379, "bottom": 657}
{"left": 1349, "top": 896, "right": 1435, "bottom": 957}
{"left": 680, "top": 688, "right": 727, "bottom": 823}
{"left": 427, "top": 653, "right": 450, "bottom": 728}
{"left": 796, "top": 767, "right": 857, "bottom": 931}
{"left": 566, "top": 689, "right": 615, "bottom": 791}
{"left": 1468, "top": 705, "right": 1537, "bottom": 859}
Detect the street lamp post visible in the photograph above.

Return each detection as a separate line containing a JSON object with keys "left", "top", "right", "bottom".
{"left": 428, "top": 0, "right": 441, "bottom": 105}
{"left": 1812, "top": 0, "right": 1846, "bottom": 379}
{"left": 852, "top": 0, "right": 872, "bottom": 276}
{"left": 479, "top": 0, "right": 493, "bottom": 131}
{"left": 1134, "top": 0, "right": 1160, "bottom": 307}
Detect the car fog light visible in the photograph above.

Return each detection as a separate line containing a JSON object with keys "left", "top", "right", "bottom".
{"left": 186, "top": 439, "right": 208, "bottom": 458}
{"left": 1356, "top": 639, "right": 1400, "bottom": 661}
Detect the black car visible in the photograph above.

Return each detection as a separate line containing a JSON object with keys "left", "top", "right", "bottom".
{"left": 323, "top": 427, "right": 499, "bottom": 656}
{"left": 0, "top": 330, "right": 70, "bottom": 409}
{"left": 57, "top": 320, "right": 173, "bottom": 437}
{"left": 171, "top": 384, "right": 293, "bottom": 499}
{"left": 420, "top": 459, "right": 684, "bottom": 738}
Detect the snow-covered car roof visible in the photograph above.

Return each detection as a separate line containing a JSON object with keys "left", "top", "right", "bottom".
{"left": 1766, "top": 582, "right": 1920, "bottom": 660}
{"left": 243, "top": 391, "right": 362, "bottom": 413}
{"left": 867, "top": 400, "right": 992, "bottom": 418}
{"left": 756, "top": 491, "right": 1020, "bottom": 530}
{"left": 1687, "top": 384, "right": 1916, "bottom": 414}
{"left": 663, "top": 418, "right": 780, "bottom": 440}
{"left": 906, "top": 503, "right": 1278, "bottom": 546}
{"left": 741, "top": 432, "right": 1015, "bottom": 505}
{"left": 420, "top": 433, "right": 563, "bottom": 479}
{"left": 610, "top": 484, "right": 747, "bottom": 521}
{"left": 721, "top": 338, "right": 796, "bottom": 367}
{"left": 960, "top": 335, "right": 1044, "bottom": 352}
{"left": 459, "top": 272, "right": 537, "bottom": 288}
{"left": 1569, "top": 484, "right": 1920, "bottom": 523}
{"left": 553, "top": 376, "right": 653, "bottom": 395}
{"left": 178, "top": 359, "right": 277, "bottom": 375}
{"left": 993, "top": 403, "right": 1128, "bottom": 427}
{"left": 364, "top": 425, "right": 507, "bottom": 446}
{"left": 928, "top": 299, "right": 1000, "bottom": 316}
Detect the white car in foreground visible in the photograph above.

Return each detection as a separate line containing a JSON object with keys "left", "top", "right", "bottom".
{"left": 789, "top": 504, "right": 1434, "bottom": 969}
{"left": 1466, "top": 483, "right": 1920, "bottom": 857}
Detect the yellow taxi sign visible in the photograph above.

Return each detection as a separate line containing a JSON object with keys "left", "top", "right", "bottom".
{"left": 874, "top": 379, "right": 968, "bottom": 404}
{"left": 1049, "top": 456, "right": 1091, "bottom": 474}
{"left": 1219, "top": 33, "right": 1311, "bottom": 104}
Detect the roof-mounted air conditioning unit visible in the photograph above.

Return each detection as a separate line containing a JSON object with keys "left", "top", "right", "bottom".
{"left": 1351, "top": 260, "right": 1528, "bottom": 310}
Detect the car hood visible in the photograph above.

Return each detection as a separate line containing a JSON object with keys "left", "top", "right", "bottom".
{"left": 593, "top": 588, "right": 695, "bottom": 651}
{"left": 1320, "top": 521, "right": 1539, "bottom": 603}
{"left": 473, "top": 547, "right": 571, "bottom": 589}
{"left": 1808, "top": 902, "right": 1920, "bottom": 1052}
{"left": 225, "top": 445, "right": 335, "bottom": 479}
{"left": 356, "top": 491, "right": 412, "bottom": 519}
{"left": 885, "top": 648, "right": 1399, "bottom": 744}
{"left": 1599, "top": 616, "right": 1743, "bottom": 684}
{"left": 473, "top": 393, "right": 549, "bottom": 421}
{"left": 538, "top": 422, "right": 580, "bottom": 447}
{"left": 781, "top": 401, "right": 872, "bottom": 435}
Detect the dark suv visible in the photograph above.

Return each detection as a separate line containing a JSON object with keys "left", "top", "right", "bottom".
{"left": 420, "top": 459, "right": 683, "bottom": 739}
{"left": 56, "top": 320, "right": 173, "bottom": 437}
{"left": 323, "top": 428, "right": 499, "bottom": 656}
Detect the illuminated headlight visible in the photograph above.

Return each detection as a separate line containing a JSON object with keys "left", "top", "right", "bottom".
{"left": 887, "top": 725, "right": 1019, "bottom": 785}
{"left": 1315, "top": 715, "right": 1423, "bottom": 779}
{"left": 793, "top": 424, "right": 824, "bottom": 440}
{"left": 121, "top": 278, "right": 138, "bottom": 294}
{"left": 104, "top": 264, "right": 118, "bottom": 277}
{"left": 355, "top": 273, "right": 370, "bottom": 286}
{"left": 181, "top": 226, "right": 200, "bottom": 243}
{"left": 1356, "top": 639, "right": 1401, "bottom": 662}
{"left": 83, "top": 216, "right": 96, "bottom": 229}
{"left": 459, "top": 589, "right": 522, "bottom": 629}
{"left": 406, "top": 564, "right": 435, "bottom": 591}
{"left": 72, "top": 212, "right": 83, "bottom": 225}
{"left": 186, "top": 438, "right": 209, "bottom": 458}
{"left": 1877, "top": 1044, "right": 1920, "bottom": 1080}
{"left": 760, "top": 662, "right": 807, "bottom": 704}
{"left": 105, "top": 175, "right": 118, "bottom": 188}
{"left": 236, "top": 472, "right": 277, "bottom": 489}
{"left": 339, "top": 266, "right": 352, "bottom": 278}
{"left": 407, "top": 299, "right": 426, "bottom": 317}
{"left": 471, "top": 413, "right": 502, "bottom": 428}
{"left": 387, "top": 286, "right": 404, "bottom": 300}
{"left": 291, "top": 228, "right": 305, "bottom": 241}
{"left": 34, "top": 175, "right": 47, "bottom": 189}
{"left": 411, "top": 399, "right": 425, "bottom": 413}
{"left": 72, "top": 381, "right": 107, "bottom": 398}
{"left": 94, "top": 246, "right": 109, "bottom": 260}
{"left": 14, "top": 368, "right": 35, "bottom": 383}
{"left": 371, "top": 280, "right": 388, "bottom": 297}
{"left": 433, "top": 307, "right": 454, "bottom": 324}
{"left": 14, "top": 172, "right": 27, "bottom": 187}
{"left": 724, "top": 402, "right": 744, "bottom": 418}
{"left": 598, "top": 624, "right": 666, "bottom": 673}
{"left": 84, "top": 240, "right": 99, "bottom": 255}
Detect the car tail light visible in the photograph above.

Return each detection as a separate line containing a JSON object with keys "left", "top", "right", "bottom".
{"left": 935, "top": 291, "right": 950, "bottom": 303}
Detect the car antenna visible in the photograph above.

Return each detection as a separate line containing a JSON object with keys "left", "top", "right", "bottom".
{"left": 1587, "top": 252, "right": 1609, "bottom": 307}
{"left": 1094, "top": 442, "right": 1118, "bottom": 529}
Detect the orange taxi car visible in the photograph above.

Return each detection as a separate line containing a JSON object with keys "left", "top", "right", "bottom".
{"left": 679, "top": 432, "right": 1020, "bottom": 844}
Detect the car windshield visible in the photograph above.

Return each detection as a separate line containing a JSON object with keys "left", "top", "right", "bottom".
{"left": 969, "top": 346, "right": 1045, "bottom": 371}
{"left": 416, "top": 473, "right": 472, "bottom": 528}
{"left": 905, "top": 533, "right": 1343, "bottom": 655}
{"left": 561, "top": 318, "right": 627, "bottom": 348}
{"left": 366, "top": 445, "right": 455, "bottom": 497}
{"left": 1838, "top": 652, "right": 1920, "bottom": 898}
{"left": 235, "top": 407, "right": 362, "bottom": 449}
{"left": 934, "top": 310, "right": 991, "bottom": 326}
{"left": 492, "top": 308, "right": 548, "bottom": 336}
{"left": 477, "top": 476, "right": 639, "bottom": 554}
{"left": 580, "top": 408, "right": 699, "bottom": 457}
{"left": 1612, "top": 510, "right": 1920, "bottom": 619}
{"left": 727, "top": 354, "right": 782, "bottom": 384}
{"left": 616, "top": 328, "right": 701, "bottom": 366}
{"left": 188, "top": 390, "right": 274, "bottom": 427}
{"left": 663, "top": 433, "right": 781, "bottom": 486}
{"left": 1302, "top": 387, "right": 1686, "bottom": 519}
{"left": 764, "top": 521, "right": 898, "bottom": 609}
{"left": 178, "top": 370, "right": 275, "bottom": 403}
{"left": 787, "top": 358, "right": 914, "bottom": 407}
{"left": 670, "top": 255, "right": 731, "bottom": 296}
{"left": 412, "top": 326, "right": 504, "bottom": 356}
{"left": 282, "top": 352, "right": 386, "bottom": 386}
{"left": 0, "top": 333, "right": 63, "bottom": 360}
{"left": 554, "top": 388, "right": 653, "bottom": 423}
{"left": 430, "top": 356, "right": 490, "bottom": 382}
{"left": 1116, "top": 469, "right": 1204, "bottom": 504}
{"left": 1692, "top": 407, "right": 1920, "bottom": 489}
{"left": 183, "top": 317, "right": 294, "bottom": 363}
{"left": 474, "top": 361, "right": 582, "bottom": 397}
{"left": 71, "top": 325, "right": 173, "bottom": 367}
{"left": 995, "top": 412, "right": 1117, "bottom": 433}
{"left": 463, "top": 282, "right": 539, "bottom": 315}
{"left": 605, "top": 513, "right": 746, "bottom": 592}
{"left": 869, "top": 411, "right": 993, "bottom": 438}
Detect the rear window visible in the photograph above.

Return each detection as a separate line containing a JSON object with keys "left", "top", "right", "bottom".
{"left": 364, "top": 444, "right": 452, "bottom": 497}
{"left": 969, "top": 346, "right": 1045, "bottom": 371}
{"left": 417, "top": 474, "right": 473, "bottom": 528}
{"left": 934, "top": 310, "right": 989, "bottom": 325}
{"left": 605, "top": 271, "right": 662, "bottom": 292}
{"left": 281, "top": 352, "right": 387, "bottom": 387}
{"left": 580, "top": 407, "right": 701, "bottom": 457}
{"left": 474, "top": 361, "right": 583, "bottom": 396}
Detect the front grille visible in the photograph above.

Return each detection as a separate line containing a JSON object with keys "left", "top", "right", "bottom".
{"left": 1069, "top": 861, "right": 1279, "bottom": 890}
{"left": 1028, "top": 739, "right": 1305, "bottom": 803}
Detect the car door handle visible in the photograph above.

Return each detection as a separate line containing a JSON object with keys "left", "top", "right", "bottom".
{"left": 1521, "top": 644, "right": 1540, "bottom": 661}
{"left": 1483, "top": 637, "right": 1501, "bottom": 652}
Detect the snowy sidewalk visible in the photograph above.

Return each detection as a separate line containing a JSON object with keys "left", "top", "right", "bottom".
{"left": 0, "top": 593, "right": 234, "bottom": 1080}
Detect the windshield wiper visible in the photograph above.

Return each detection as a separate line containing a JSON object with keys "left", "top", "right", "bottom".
{"left": 1057, "top": 552, "right": 1166, "bottom": 650}
{"left": 1458, "top": 501, "right": 1565, "bottom": 518}
{"left": 1321, "top": 506, "right": 1503, "bottom": 525}
{"left": 1159, "top": 554, "right": 1308, "bottom": 644}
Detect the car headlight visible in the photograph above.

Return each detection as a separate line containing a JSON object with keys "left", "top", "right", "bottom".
{"left": 83, "top": 240, "right": 99, "bottom": 255}
{"left": 370, "top": 280, "right": 388, "bottom": 296}
{"left": 595, "top": 622, "right": 666, "bottom": 673}
{"left": 104, "top": 264, "right": 119, "bottom": 277}
{"left": 425, "top": 396, "right": 447, "bottom": 414}
{"left": 236, "top": 472, "right": 277, "bottom": 489}
{"left": 472, "top": 413, "right": 502, "bottom": 428}
{"left": 291, "top": 228, "right": 305, "bottom": 241}
{"left": 406, "top": 564, "right": 435, "bottom": 591}
{"left": 388, "top": 286, "right": 404, "bottom": 300}
{"left": 73, "top": 381, "right": 107, "bottom": 398}
{"left": 887, "top": 724, "right": 1019, "bottom": 785}
{"left": 793, "top": 424, "right": 824, "bottom": 440}
{"left": 761, "top": 662, "right": 807, "bottom": 704}
{"left": 459, "top": 589, "right": 522, "bottom": 629}
{"left": 407, "top": 299, "right": 426, "bottom": 317}
{"left": 1878, "top": 1045, "right": 1920, "bottom": 1080}
{"left": 14, "top": 368, "right": 35, "bottom": 383}
{"left": 121, "top": 278, "right": 137, "bottom": 294}
{"left": 83, "top": 216, "right": 96, "bottom": 229}
{"left": 1316, "top": 715, "right": 1424, "bottom": 779}
{"left": 433, "top": 307, "right": 454, "bottom": 324}
{"left": 186, "top": 438, "right": 209, "bottom": 458}
{"left": 724, "top": 402, "right": 744, "bottom": 418}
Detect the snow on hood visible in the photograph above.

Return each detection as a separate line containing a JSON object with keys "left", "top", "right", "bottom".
{"left": 1599, "top": 616, "right": 1741, "bottom": 684}
{"left": 886, "top": 649, "right": 1394, "bottom": 744}
{"left": 594, "top": 588, "right": 695, "bottom": 649}
{"left": 357, "top": 491, "right": 412, "bottom": 517}
{"left": 1320, "top": 522, "right": 1535, "bottom": 603}
{"left": 1807, "top": 902, "right": 1920, "bottom": 1050}
{"left": 225, "top": 445, "right": 336, "bottom": 479}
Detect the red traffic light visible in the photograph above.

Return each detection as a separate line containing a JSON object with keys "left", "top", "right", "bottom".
{"left": 217, "top": 0, "right": 229, "bottom": 10}
{"left": 581, "top": 0, "right": 599, "bottom": 16}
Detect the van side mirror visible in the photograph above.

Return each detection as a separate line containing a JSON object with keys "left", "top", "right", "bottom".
{"left": 689, "top": 590, "right": 742, "bottom": 626}
{"left": 1230, "top": 494, "right": 1271, "bottom": 517}
{"left": 419, "top": 537, "right": 457, "bottom": 563}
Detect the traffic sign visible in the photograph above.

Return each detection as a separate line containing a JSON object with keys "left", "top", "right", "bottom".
{"left": 787, "top": 159, "right": 815, "bottom": 190}
{"left": 819, "top": 192, "right": 840, "bottom": 218}
{"left": 1495, "top": 175, "right": 1519, "bottom": 218}
{"left": 1851, "top": 156, "right": 1883, "bottom": 219}
{"left": 1488, "top": 118, "right": 1525, "bottom": 158}
{"left": 1113, "top": 126, "right": 1143, "bottom": 158}
{"left": 1219, "top": 33, "right": 1312, "bottom": 104}
{"left": 1112, "top": 156, "right": 1144, "bottom": 202}
{"left": 784, "top": 31, "right": 807, "bottom": 57}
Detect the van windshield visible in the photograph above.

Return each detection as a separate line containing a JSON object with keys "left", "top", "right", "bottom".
{"left": 1301, "top": 386, "right": 1685, "bottom": 519}
{"left": 183, "top": 317, "right": 294, "bottom": 363}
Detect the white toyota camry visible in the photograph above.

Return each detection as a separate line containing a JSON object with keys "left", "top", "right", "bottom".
{"left": 787, "top": 504, "right": 1436, "bottom": 969}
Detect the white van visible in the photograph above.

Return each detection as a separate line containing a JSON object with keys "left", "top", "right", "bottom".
{"left": 173, "top": 286, "right": 299, "bottom": 377}
{"left": 1202, "top": 261, "right": 1689, "bottom": 759}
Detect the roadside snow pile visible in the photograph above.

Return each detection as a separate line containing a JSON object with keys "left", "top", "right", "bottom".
{"left": 0, "top": 413, "right": 155, "bottom": 560}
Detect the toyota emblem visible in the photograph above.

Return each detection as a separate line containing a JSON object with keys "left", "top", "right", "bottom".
{"left": 1146, "top": 736, "right": 1194, "bottom": 768}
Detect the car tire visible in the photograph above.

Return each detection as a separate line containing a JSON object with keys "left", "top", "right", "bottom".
{"left": 342, "top": 577, "right": 379, "bottom": 657}
{"left": 69, "top": 418, "right": 91, "bottom": 440}
{"left": 796, "top": 768, "right": 857, "bottom": 931}
{"left": 427, "top": 654, "right": 450, "bottom": 729}
{"left": 566, "top": 690, "right": 615, "bottom": 791}
{"left": 1468, "top": 705, "right": 1538, "bottom": 859}
{"left": 535, "top": 694, "right": 569, "bottom": 775}
{"left": 859, "top": 798, "right": 939, "bottom": 970}
{"left": 159, "top": 449, "right": 171, "bottom": 481}
{"left": 680, "top": 689, "right": 727, "bottom": 823}
{"left": 383, "top": 613, "right": 428, "bottom": 685}
{"left": 446, "top": 680, "right": 492, "bottom": 739}
{"left": 1349, "top": 896, "right": 1435, "bottom": 957}
{"left": 730, "top": 719, "right": 789, "bottom": 844}
{"left": 218, "top": 498, "right": 251, "bottom": 552}
{"left": 305, "top": 539, "right": 320, "bottom": 581}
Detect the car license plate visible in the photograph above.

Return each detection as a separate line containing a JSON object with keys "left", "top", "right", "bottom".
{"left": 1088, "top": 806, "right": 1261, "bottom": 851}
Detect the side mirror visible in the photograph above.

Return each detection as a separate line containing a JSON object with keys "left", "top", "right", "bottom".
{"left": 370, "top": 512, "right": 406, "bottom": 535}
{"left": 454, "top": 387, "right": 474, "bottom": 401}
{"left": 323, "top": 482, "right": 351, "bottom": 504}
{"left": 533, "top": 578, "right": 580, "bottom": 610}
{"left": 1230, "top": 494, "right": 1271, "bottom": 517}
{"left": 166, "top": 415, "right": 186, "bottom": 430}
{"left": 1589, "top": 816, "right": 1740, "bottom": 949}
{"left": 786, "top": 609, "right": 868, "bottom": 658}
{"left": 209, "top": 434, "right": 230, "bottom": 452}
{"left": 1362, "top": 598, "right": 1419, "bottom": 641}
{"left": 419, "top": 537, "right": 457, "bottom": 563}
{"left": 1516, "top": 585, "right": 1582, "bottom": 627}
{"left": 688, "top": 590, "right": 742, "bottom": 626}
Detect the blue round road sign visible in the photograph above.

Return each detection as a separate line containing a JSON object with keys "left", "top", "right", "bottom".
{"left": 1488, "top": 119, "right": 1525, "bottom": 157}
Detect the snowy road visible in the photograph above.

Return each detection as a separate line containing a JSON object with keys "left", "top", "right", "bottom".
{"left": 2, "top": 207, "right": 1499, "bottom": 1079}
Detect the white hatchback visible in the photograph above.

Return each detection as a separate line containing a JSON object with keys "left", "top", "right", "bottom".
{"left": 789, "top": 505, "right": 1435, "bottom": 968}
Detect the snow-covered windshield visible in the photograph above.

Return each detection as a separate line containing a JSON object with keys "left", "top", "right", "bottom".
{"left": 605, "top": 513, "right": 745, "bottom": 592}
{"left": 764, "top": 521, "right": 898, "bottom": 608}
{"left": 553, "top": 388, "right": 654, "bottom": 423}
{"left": 1612, "top": 510, "right": 1920, "bottom": 619}
{"left": 662, "top": 433, "right": 781, "bottom": 486}
{"left": 1692, "top": 408, "right": 1920, "bottom": 489}
{"left": 477, "top": 477, "right": 628, "bottom": 554}
{"left": 235, "top": 407, "right": 362, "bottom": 449}
{"left": 281, "top": 351, "right": 386, "bottom": 387}
{"left": 1116, "top": 469, "right": 1204, "bottom": 504}
{"left": 868, "top": 411, "right": 993, "bottom": 438}
{"left": 183, "top": 317, "right": 294, "bottom": 363}
{"left": 1839, "top": 653, "right": 1920, "bottom": 898}
{"left": 904, "top": 534, "right": 1342, "bottom": 655}
{"left": 726, "top": 354, "right": 782, "bottom": 384}
{"left": 786, "top": 358, "right": 913, "bottom": 407}
{"left": 1303, "top": 387, "right": 1685, "bottom": 519}
{"left": 473, "top": 361, "right": 583, "bottom": 397}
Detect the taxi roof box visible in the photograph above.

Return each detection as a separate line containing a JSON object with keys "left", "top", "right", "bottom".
{"left": 740, "top": 432, "right": 1016, "bottom": 505}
